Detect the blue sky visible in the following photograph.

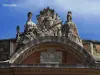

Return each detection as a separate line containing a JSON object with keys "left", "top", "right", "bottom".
{"left": 0, "top": 0, "right": 100, "bottom": 40}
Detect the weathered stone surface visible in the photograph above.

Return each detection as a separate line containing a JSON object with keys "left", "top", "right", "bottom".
{"left": 62, "top": 11, "right": 83, "bottom": 47}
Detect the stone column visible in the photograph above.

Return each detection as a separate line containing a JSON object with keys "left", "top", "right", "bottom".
{"left": 10, "top": 41, "right": 14, "bottom": 57}
{"left": 90, "top": 42, "right": 93, "bottom": 55}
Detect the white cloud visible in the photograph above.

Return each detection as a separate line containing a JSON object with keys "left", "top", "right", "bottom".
{"left": 15, "top": 0, "right": 100, "bottom": 15}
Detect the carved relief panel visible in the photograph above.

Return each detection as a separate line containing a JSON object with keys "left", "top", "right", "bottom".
{"left": 40, "top": 49, "right": 62, "bottom": 64}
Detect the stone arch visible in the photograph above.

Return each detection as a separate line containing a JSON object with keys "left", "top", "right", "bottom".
{"left": 9, "top": 36, "right": 95, "bottom": 65}
{"left": 20, "top": 43, "right": 83, "bottom": 64}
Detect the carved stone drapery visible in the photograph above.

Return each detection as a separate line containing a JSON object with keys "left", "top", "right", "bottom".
{"left": 62, "top": 11, "right": 83, "bottom": 47}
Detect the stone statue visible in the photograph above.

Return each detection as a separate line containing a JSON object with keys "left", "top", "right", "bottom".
{"left": 16, "top": 25, "right": 21, "bottom": 42}
{"left": 23, "top": 12, "right": 37, "bottom": 42}
{"left": 62, "top": 11, "right": 83, "bottom": 47}
{"left": 15, "top": 12, "right": 38, "bottom": 44}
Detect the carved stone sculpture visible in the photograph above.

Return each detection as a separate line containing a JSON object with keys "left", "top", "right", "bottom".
{"left": 16, "top": 12, "right": 38, "bottom": 44}
{"left": 16, "top": 8, "right": 83, "bottom": 47}
{"left": 36, "top": 7, "right": 62, "bottom": 36}
{"left": 23, "top": 12, "right": 37, "bottom": 43}
{"left": 16, "top": 25, "right": 21, "bottom": 42}
{"left": 62, "top": 11, "right": 83, "bottom": 47}
{"left": 40, "top": 49, "right": 62, "bottom": 64}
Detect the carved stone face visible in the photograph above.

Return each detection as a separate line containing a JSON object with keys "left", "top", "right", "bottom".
{"left": 27, "top": 12, "right": 32, "bottom": 20}
{"left": 28, "top": 14, "right": 32, "bottom": 20}
{"left": 67, "top": 15, "right": 71, "bottom": 22}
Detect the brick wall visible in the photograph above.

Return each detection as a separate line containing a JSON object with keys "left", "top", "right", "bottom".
{"left": 21, "top": 50, "right": 81, "bottom": 64}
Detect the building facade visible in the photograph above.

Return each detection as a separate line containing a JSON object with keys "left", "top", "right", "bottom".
{"left": 0, "top": 7, "right": 100, "bottom": 75}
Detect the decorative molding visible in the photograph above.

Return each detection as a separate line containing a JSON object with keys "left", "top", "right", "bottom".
{"left": 0, "top": 65, "right": 100, "bottom": 74}
{"left": 9, "top": 67, "right": 100, "bottom": 74}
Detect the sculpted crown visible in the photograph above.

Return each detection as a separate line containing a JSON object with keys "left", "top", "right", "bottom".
{"left": 36, "top": 7, "right": 62, "bottom": 36}
{"left": 37, "top": 7, "right": 55, "bottom": 18}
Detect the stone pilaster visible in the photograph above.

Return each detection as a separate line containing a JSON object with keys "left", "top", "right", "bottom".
{"left": 90, "top": 42, "right": 93, "bottom": 55}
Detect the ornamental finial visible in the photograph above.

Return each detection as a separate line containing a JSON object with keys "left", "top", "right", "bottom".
{"left": 16, "top": 25, "right": 20, "bottom": 33}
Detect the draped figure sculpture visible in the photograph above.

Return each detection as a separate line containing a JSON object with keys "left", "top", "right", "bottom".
{"left": 16, "top": 12, "right": 37, "bottom": 44}
{"left": 23, "top": 12, "right": 37, "bottom": 43}
{"left": 62, "top": 11, "right": 83, "bottom": 47}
